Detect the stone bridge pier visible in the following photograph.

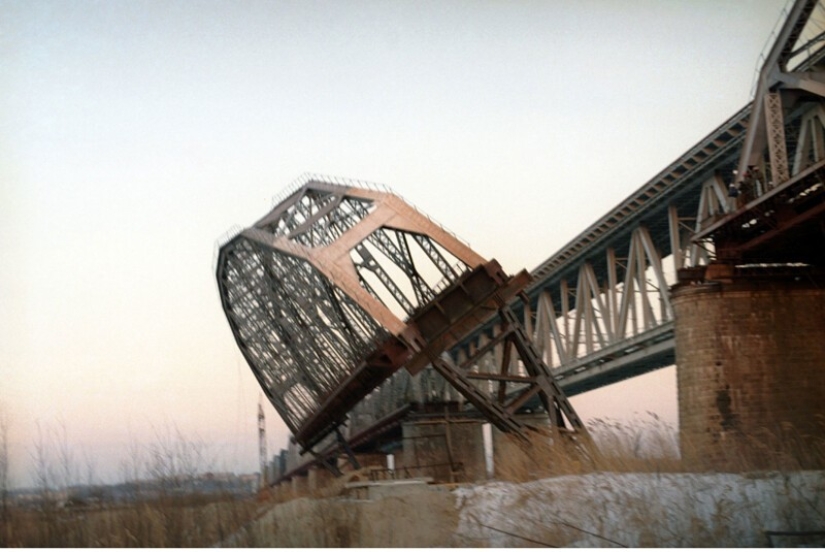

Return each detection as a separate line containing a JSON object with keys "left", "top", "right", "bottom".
{"left": 672, "top": 265, "right": 825, "bottom": 470}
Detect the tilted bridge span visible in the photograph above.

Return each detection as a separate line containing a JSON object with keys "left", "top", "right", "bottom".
{"left": 217, "top": 0, "right": 825, "bottom": 481}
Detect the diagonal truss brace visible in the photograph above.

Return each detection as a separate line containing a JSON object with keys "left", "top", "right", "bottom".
{"left": 737, "top": 0, "right": 822, "bottom": 189}
{"left": 432, "top": 300, "right": 586, "bottom": 440}
{"left": 353, "top": 242, "right": 416, "bottom": 316}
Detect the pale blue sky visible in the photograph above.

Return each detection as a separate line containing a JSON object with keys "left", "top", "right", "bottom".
{"left": 1, "top": 0, "right": 787, "bottom": 485}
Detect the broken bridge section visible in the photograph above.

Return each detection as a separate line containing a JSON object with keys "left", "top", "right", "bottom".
{"left": 216, "top": 175, "right": 585, "bottom": 453}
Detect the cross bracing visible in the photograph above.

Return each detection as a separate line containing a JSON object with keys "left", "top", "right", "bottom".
{"left": 218, "top": 0, "right": 825, "bottom": 466}
{"left": 218, "top": 177, "right": 577, "bottom": 448}
{"left": 451, "top": 0, "right": 825, "bottom": 398}
{"left": 219, "top": 238, "right": 389, "bottom": 433}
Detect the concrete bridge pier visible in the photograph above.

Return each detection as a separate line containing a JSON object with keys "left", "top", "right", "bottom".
{"left": 672, "top": 265, "right": 825, "bottom": 471}
{"left": 401, "top": 417, "right": 487, "bottom": 482}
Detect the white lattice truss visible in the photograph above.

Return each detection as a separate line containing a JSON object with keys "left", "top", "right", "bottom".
{"left": 221, "top": 92, "right": 825, "bottom": 440}
{"left": 350, "top": 95, "right": 825, "bottom": 431}
{"left": 736, "top": 0, "right": 825, "bottom": 190}
{"left": 218, "top": 1, "right": 825, "bottom": 441}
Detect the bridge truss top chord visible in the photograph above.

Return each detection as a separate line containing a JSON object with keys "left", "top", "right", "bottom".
{"left": 216, "top": 177, "right": 587, "bottom": 452}
{"left": 217, "top": 0, "right": 825, "bottom": 471}
{"left": 453, "top": 0, "right": 825, "bottom": 400}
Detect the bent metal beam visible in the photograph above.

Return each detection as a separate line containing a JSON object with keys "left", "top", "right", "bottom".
{"left": 216, "top": 175, "right": 585, "bottom": 451}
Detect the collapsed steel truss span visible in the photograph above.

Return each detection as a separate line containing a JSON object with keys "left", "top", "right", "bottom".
{"left": 217, "top": 0, "right": 825, "bottom": 480}
{"left": 216, "top": 176, "right": 585, "bottom": 451}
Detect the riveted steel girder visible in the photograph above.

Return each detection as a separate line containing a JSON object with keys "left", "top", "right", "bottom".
{"left": 216, "top": 175, "right": 583, "bottom": 450}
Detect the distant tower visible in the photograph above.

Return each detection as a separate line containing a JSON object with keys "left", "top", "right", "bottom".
{"left": 258, "top": 399, "right": 267, "bottom": 488}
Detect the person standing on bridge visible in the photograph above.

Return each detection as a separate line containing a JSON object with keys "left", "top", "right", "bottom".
{"left": 736, "top": 167, "right": 757, "bottom": 207}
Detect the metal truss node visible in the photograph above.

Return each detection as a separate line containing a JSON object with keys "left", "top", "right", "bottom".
{"left": 216, "top": 177, "right": 587, "bottom": 454}
{"left": 220, "top": 0, "right": 825, "bottom": 481}
{"left": 455, "top": 0, "right": 825, "bottom": 400}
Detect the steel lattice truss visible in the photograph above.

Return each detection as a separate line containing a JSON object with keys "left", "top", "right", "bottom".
{"left": 453, "top": 0, "right": 825, "bottom": 398}
{"left": 218, "top": 0, "right": 825, "bottom": 463}
{"left": 217, "top": 176, "right": 584, "bottom": 450}
{"left": 220, "top": 238, "right": 388, "bottom": 431}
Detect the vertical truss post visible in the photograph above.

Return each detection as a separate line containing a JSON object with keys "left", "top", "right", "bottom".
{"left": 765, "top": 91, "right": 790, "bottom": 186}
{"left": 336, "top": 428, "right": 361, "bottom": 470}
{"left": 606, "top": 248, "right": 620, "bottom": 338}
{"left": 431, "top": 356, "right": 528, "bottom": 436}
{"left": 560, "top": 279, "right": 571, "bottom": 353}
{"left": 443, "top": 297, "right": 588, "bottom": 441}
{"left": 668, "top": 205, "right": 684, "bottom": 272}
{"left": 735, "top": 0, "right": 820, "bottom": 190}
{"left": 500, "top": 303, "right": 586, "bottom": 431}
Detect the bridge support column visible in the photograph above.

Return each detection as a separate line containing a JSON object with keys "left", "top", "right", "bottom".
{"left": 401, "top": 418, "right": 486, "bottom": 482}
{"left": 672, "top": 268, "right": 825, "bottom": 470}
{"left": 291, "top": 474, "right": 308, "bottom": 496}
{"left": 307, "top": 466, "right": 337, "bottom": 492}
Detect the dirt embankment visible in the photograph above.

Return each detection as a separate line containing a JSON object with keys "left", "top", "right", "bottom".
{"left": 241, "top": 471, "right": 825, "bottom": 548}
{"left": 248, "top": 484, "right": 458, "bottom": 547}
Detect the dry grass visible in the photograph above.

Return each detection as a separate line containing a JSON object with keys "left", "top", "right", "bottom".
{"left": 493, "top": 414, "right": 680, "bottom": 482}
{"left": 251, "top": 481, "right": 458, "bottom": 547}
{"left": 9, "top": 416, "right": 821, "bottom": 547}
{"left": 459, "top": 416, "right": 825, "bottom": 547}
{"left": 0, "top": 418, "right": 271, "bottom": 547}
{"left": 0, "top": 492, "right": 263, "bottom": 547}
{"left": 493, "top": 414, "right": 825, "bottom": 483}
{"left": 0, "top": 464, "right": 390, "bottom": 548}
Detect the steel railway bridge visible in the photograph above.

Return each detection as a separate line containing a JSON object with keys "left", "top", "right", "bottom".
{"left": 216, "top": 0, "right": 825, "bottom": 480}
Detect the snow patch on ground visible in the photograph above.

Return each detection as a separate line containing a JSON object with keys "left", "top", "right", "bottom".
{"left": 454, "top": 471, "right": 825, "bottom": 547}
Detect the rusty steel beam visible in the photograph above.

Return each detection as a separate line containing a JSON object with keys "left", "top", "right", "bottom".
{"left": 694, "top": 158, "right": 825, "bottom": 264}
{"left": 216, "top": 175, "right": 587, "bottom": 452}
